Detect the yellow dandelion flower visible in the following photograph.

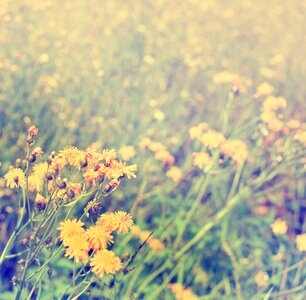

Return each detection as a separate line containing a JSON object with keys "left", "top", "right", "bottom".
{"left": 112, "top": 211, "right": 134, "bottom": 234}
{"left": 270, "top": 218, "right": 288, "bottom": 235}
{"left": 86, "top": 225, "right": 114, "bottom": 251}
{"left": 255, "top": 82, "right": 274, "bottom": 97}
{"left": 189, "top": 123, "right": 209, "bottom": 140}
{"left": 168, "top": 283, "right": 198, "bottom": 300}
{"left": 58, "top": 219, "right": 86, "bottom": 246}
{"left": 220, "top": 139, "right": 248, "bottom": 164}
{"left": 262, "top": 96, "right": 287, "bottom": 112}
{"left": 32, "top": 162, "right": 48, "bottom": 179}
{"left": 296, "top": 233, "right": 306, "bottom": 252}
{"left": 4, "top": 168, "right": 26, "bottom": 189}
{"left": 255, "top": 271, "right": 269, "bottom": 288}
{"left": 213, "top": 71, "right": 240, "bottom": 84}
{"left": 193, "top": 152, "right": 211, "bottom": 170}
{"left": 166, "top": 167, "right": 183, "bottom": 183}
{"left": 65, "top": 234, "right": 90, "bottom": 263}
{"left": 200, "top": 129, "right": 225, "bottom": 149}
{"left": 90, "top": 249, "right": 122, "bottom": 277}
{"left": 119, "top": 146, "right": 136, "bottom": 161}
{"left": 96, "top": 213, "right": 118, "bottom": 232}
{"left": 59, "top": 146, "right": 85, "bottom": 168}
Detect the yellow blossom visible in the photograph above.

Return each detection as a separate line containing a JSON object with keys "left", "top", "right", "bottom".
{"left": 168, "top": 283, "right": 198, "bottom": 300}
{"left": 58, "top": 219, "right": 86, "bottom": 246}
{"left": 255, "top": 82, "right": 274, "bottom": 97}
{"left": 86, "top": 225, "right": 114, "bottom": 251}
{"left": 213, "top": 71, "right": 240, "bottom": 84}
{"left": 296, "top": 233, "right": 306, "bottom": 252}
{"left": 59, "top": 146, "right": 85, "bottom": 168}
{"left": 119, "top": 146, "right": 136, "bottom": 161}
{"left": 4, "top": 168, "right": 26, "bottom": 189}
{"left": 200, "top": 129, "right": 225, "bottom": 149}
{"left": 193, "top": 152, "right": 211, "bottom": 170}
{"left": 270, "top": 218, "right": 287, "bottom": 235}
{"left": 220, "top": 139, "right": 248, "bottom": 164}
{"left": 90, "top": 249, "right": 122, "bottom": 277}
{"left": 65, "top": 234, "right": 90, "bottom": 264}
{"left": 166, "top": 167, "right": 183, "bottom": 182}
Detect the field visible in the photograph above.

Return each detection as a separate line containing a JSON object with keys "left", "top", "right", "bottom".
{"left": 0, "top": 0, "right": 306, "bottom": 299}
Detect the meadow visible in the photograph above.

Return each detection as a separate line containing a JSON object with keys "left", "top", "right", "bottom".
{"left": 0, "top": 0, "right": 305, "bottom": 299}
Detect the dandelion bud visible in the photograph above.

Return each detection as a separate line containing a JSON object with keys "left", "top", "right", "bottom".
{"left": 104, "top": 184, "right": 112, "bottom": 193}
{"left": 18, "top": 259, "right": 25, "bottom": 267}
{"left": 27, "top": 154, "right": 36, "bottom": 163}
{"left": 121, "top": 252, "right": 130, "bottom": 262}
{"left": 80, "top": 158, "right": 88, "bottom": 168}
{"left": 15, "top": 158, "right": 22, "bottom": 168}
{"left": 26, "top": 136, "right": 34, "bottom": 144}
{"left": 11, "top": 276, "right": 18, "bottom": 286}
{"left": 48, "top": 268, "right": 52, "bottom": 278}
{"left": 67, "top": 188, "right": 75, "bottom": 199}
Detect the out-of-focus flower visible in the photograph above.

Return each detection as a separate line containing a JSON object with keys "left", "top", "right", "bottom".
{"left": 270, "top": 218, "right": 287, "bottom": 235}
{"left": 39, "top": 53, "right": 49, "bottom": 63}
{"left": 32, "top": 147, "right": 44, "bottom": 157}
{"left": 294, "top": 130, "right": 306, "bottom": 146}
{"left": 255, "top": 271, "right": 269, "bottom": 288}
{"left": 220, "top": 139, "right": 248, "bottom": 164}
{"left": 4, "top": 168, "right": 26, "bottom": 189}
{"left": 213, "top": 71, "right": 240, "bottom": 84}
{"left": 59, "top": 146, "right": 85, "bottom": 168}
{"left": 153, "top": 109, "right": 165, "bottom": 121}
{"left": 35, "top": 193, "right": 48, "bottom": 210}
{"left": 166, "top": 167, "right": 183, "bottom": 182}
{"left": 193, "top": 152, "right": 211, "bottom": 170}
{"left": 255, "top": 82, "right": 274, "bottom": 97}
{"left": 296, "top": 233, "right": 306, "bottom": 252}
{"left": 119, "top": 146, "right": 136, "bottom": 161}
{"left": 189, "top": 123, "right": 209, "bottom": 140}
{"left": 28, "top": 125, "right": 39, "bottom": 138}
{"left": 200, "top": 129, "right": 225, "bottom": 149}
{"left": 168, "top": 283, "right": 198, "bottom": 300}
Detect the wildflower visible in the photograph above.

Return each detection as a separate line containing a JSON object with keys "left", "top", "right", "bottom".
{"left": 287, "top": 119, "right": 301, "bottom": 129}
{"left": 220, "top": 139, "right": 248, "bottom": 164}
{"left": 255, "top": 271, "right": 269, "bottom": 288}
{"left": 213, "top": 71, "right": 240, "bottom": 84}
{"left": 109, "top": 161, "right": 137, "bottom": 179}
{"left": 101, "top": 149, "right": 117, "bottom": 165}
{"left": 90, "top": 249, "right": 122, "bottom": 277}
{"left": 35, "top": 193, "right": 48, "bottom": 210}
{"left": 28, "top": 175, "right": 44, "bottom": 192}
{"left": 153, "top": 109, "right": 165, "bottom": 121}
{"left": 139, "top": 137, "right": 152, "bottom": 148}
{"left": 84, "top": 169, "right": 100, "bottom": 186}
{"left": 33, "top": 162, "right": 48, "bottom": 179}
{"left": 65, "top": 234, "right": 90, "bottom": 263}
{"left": 59, "top": 146, "right": 85, "bottom": 168}
{"left": 69, "top": 183, "right": 82, "bottom": 197}
{"left": 119, "top": 146, "right": 136, "bottom": 161}
{"left": 4, "top": 168, "right": 26, "bottom": 189}
{"left": 58, "top": 219, "right": 86, "bottom": 246}
{"left": 97, "top": 213, "right": 118, "bottom": 232}
{"left": 39, "top": 53, "right": 49, "bottom": 63}
{"left": 294, "top": 130, "right": 306, "bottom": 146}
{"left": 51, "top": 155, "right": 66, "bottom": 171}
{"left": 193, "top": 152, "right": 211, "bottom": 170}
{"left": 200, "top": 129, "right": 225, "bottom": 149}
{"left": 28, "top": 125, "right": 39, "bottom": 138}
{"left": 189, "top": 123, "right": 208, "bottom": 140}
{"left": 168, "top": 283, "right": 198, "bottom": 300}
{"left": 166, "top": 167, "right": 183, "bottom": 182}
{"left": 31, "top": 147, "right": 44, "bottom": 157}
{"left": 86, "top": 225, "right": 114, "bottom": 250}
{"left": 296, "top": 233, "right": 306, "bottom": 252}
{"left": 262, "top": 96, "right": 287, "bottom": 112}
{"left": 270, "top": 218, "right": 287, "bottom": 235}
{"left": 255, "top": 82, "right": 274, "bottom": 97}
{"left": 112, "top": 211, "right": 134, "bottom": 234}
{"left": 155, "top": 150, "right": 175, "bottom": 165}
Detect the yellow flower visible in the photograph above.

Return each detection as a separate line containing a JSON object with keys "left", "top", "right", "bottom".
{"left": 155, "top": 150, "right": 175, "bottom": 165}
{"left": 189, "top": 123, "right": 209, "bottom": 140}
{"left": 220, "top": 139, "right": 248, "bottom": 164}
{"left": 166, "top": 167, "right": 183, "bottom": 183}
{"left": 59, "top": 146, "right": 85, "bottom": 168}
{"left": 58, "top": 219, "right": 86, "bottom": 246}
{"left": 112, "top": 211, "right": 134, "bottom": 234}
{"left": 4, "top": 168, "right": 26, "bottom": 189}
{"left": 200, "top": 129, "right": 225, "bottom": 149}
{"left": 168, "top": 283, "right": 198, "bottom": 300}
{"left": 193, "top": 152, "right": 211, "bottom": 170}
{"left": 39, "top": 53, "right": 49, "bottom": 63}
{"left": 255, "top": 82, "right": 274, "bottom": 97}
{"left": 213, "top": 71, "right": 240, "bottom": 84}
{"left": 90, "top": 249, "right": 122, "bottom": 277}
{"left": 262, "top": 96, "right": 287, "bottom": 112}
{"left": 65, "top": 234, "right": 90, "bottom": 264}
{"left": 270, "top": 218, "right": 287, "bottom": 235}
{"left": 32, "top": 162, "right": 48, "bottom": 179}
{"left": 153, "top": 109, "right": 165, "bottom": 121}
{"left": 287, "top": 119, "right": 301, "bottom": 129}
{"left": 294, "top": 130, "right": 306, "bottom": 146}
{"left": 101, "top": 149, "right": 117, "bottom": 165}
{"left": 86, "top": 225, "right": 114, "bottom": 251}
{"left": 97, "top": 213, "right": 118, "bottom": 232}
{"left": 119, "top": 146, "right": 136, "bottom": 161}
{"left": 296, "top": 233, "right": 306, "bottom": 252}
{"left": 255, "top": 271, "right": 269, "bottom": 288}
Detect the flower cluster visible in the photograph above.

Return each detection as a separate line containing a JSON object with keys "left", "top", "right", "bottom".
{"left": 59, "top": 211, "right": 133, "bottom": 276}
{"left": 189, "top": 123, "right": 248, "bottom": 169}
{"left": 140, "top": 137, "right": 175, "bottom": 165}
{"left": 131, "top": 225, "right": 165, "bottom": 253}
{"left": 168, "top": 283, "right": 198, "bottom": 300}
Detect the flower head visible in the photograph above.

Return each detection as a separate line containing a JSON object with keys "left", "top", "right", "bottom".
{"left": 65, "top": 234, "right": 90, "bottom": 263}
{"left": 90, "top": 249, "right": 122, "bottom": 277}
{"left": 59, "top": 219, "right": 86, "bottom": 246}
{"left": 296, "top": 233, "right": 306, "bottom": 252}
{"left": 4, "top": 168, "right": 26, "bottom": 189}
{"left": 270, "top": 218, "right": 288, "bottom": 235}
{"left": 86, "top": 225, "right": 114, "bottom": 251}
